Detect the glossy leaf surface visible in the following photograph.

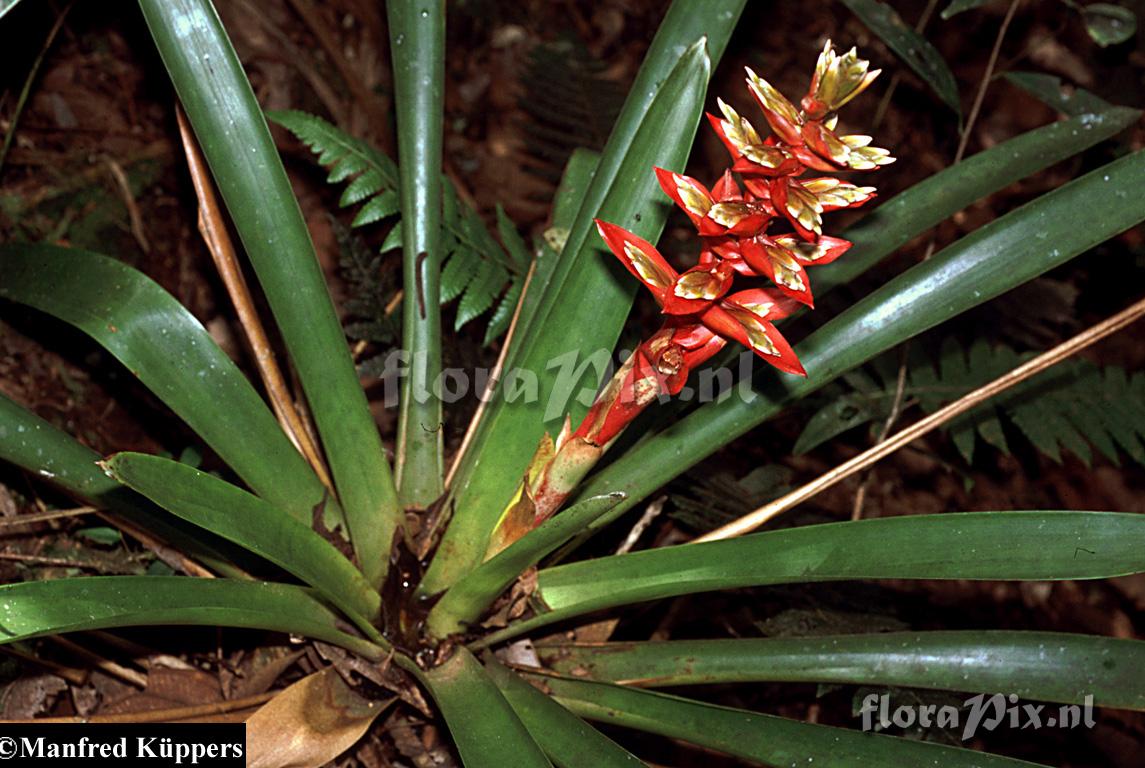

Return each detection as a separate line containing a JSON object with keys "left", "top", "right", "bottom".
{"left": 0, "top": 244, "right": 329, "bottom": 528}
{"left": 0, "top": 393, "right": 248, "bottom": 578}
{"left": 540, "top": 631, "right": 1145, "bottom": 709}
{"left": 542, "top": 676, "right": 1048, "bottom": 767}
{"left": 487, "top": 659, "right": 645, "bottom": 767}
{"left": 941, "top": 0, "right": 993, "bottom": 19}
{"left": 138, "top": 0, "right": 399, "bottom": 588}
{"left": 107, "top": 453, "right": 380, "bottom": 626}
{"left": 484, "top": 512, "right": 1145, "bottom": 642}
{"left": 814, "top": 107, "right": 1138, "bottom": 299}
{"left": 422, "top": 648, "right": 551, "bottom": 768}
{"left": 842, "top": 0, "right": 962, "bottom": 115}
{"left": 0, "top": 577, "right": 383, "bottom": 659}
{"left": 1003, "top": 72, "right": 1113, "bottom": 117}
{"left": 388, "top": 0, "right": 446, "bottom": 506}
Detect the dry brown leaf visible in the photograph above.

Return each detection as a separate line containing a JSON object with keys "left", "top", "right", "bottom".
{"left": 246, "top": 668, "right": 392, "bottom": 768}
{"left": 572, "top": 618, "right": 621, "bottom": 644}
{"left": 101, "top": 666, "right": 222, "bottom": 716}
{"left": 231, "top": 648, "right": 305, "bottom": 700}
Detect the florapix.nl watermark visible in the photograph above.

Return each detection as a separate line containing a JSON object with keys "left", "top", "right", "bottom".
{"left": 858, "top": 692, "right": 1096, "bottom": 741}
{"left": 373, "top": 347, "right": 763, "bottom": 418}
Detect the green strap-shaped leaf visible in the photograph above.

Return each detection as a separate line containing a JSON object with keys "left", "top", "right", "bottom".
{"left": 138, "top": 0, "right": 400, "bottom": 589}
{"left": 0, "top": 244, "right": 331, "bottom": 529}
{"left": 0, "top": 0, "right": 26, "bottom": 21}
{"left": 513, "top": 149, "right": 600, "bottom": 357}
{"left": 842, "top": 0, "right": 962, "bottom": 116}
{"left": 0, "top": 393, "right": 138, "bottom": 509}
{"left": 421, "top": 648, "right": 551, "bottom": 768}
{"left": 0, "top": 393, "right": 249, "bottom": 579}
{"left": 941, "top": 0, "right": 994, "bottom": 19}
{"left": 539, "top": 675, "right": 1049, "bottom": 767}
{"left": 481, "top": 511, "right": 1145, "bottom": 644}
{"left": 1003, "top": 72, "right": 1114, "bottom": 117}
{"left": 539, "top": 631, "right": 1145, "bottom": 710}
{"left": 388, "top": 0, "right": 445, "bottom": 507}
{"left": 814, "top": 107, "right": 1138, "bottom": 300}
{"left": 426, "top": 493, "right": 625, "bottom": 638}
{"left": 570, "top": 145, "right": 1145, "bottom": 536}
{"left": 1083, "top": 4, "right": 1138, "bottom": 47}
{"left": 106, "top": 453, "right": 381, "bottom": 629}
{"left": 486, "top": 659, "right": 645, "bottom": 768}
{"left": 423, "top": 0, "right": 747, "bottom": 597}
{"left": 0, "top": 577, "right": 385, "bottom": 660}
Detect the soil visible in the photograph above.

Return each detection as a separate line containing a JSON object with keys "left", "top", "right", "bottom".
{"left": 1, "top": 0, "right": 1143, "bottom": 766}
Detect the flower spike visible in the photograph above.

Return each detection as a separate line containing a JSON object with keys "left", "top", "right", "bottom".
{"left": 492, "top": 42, "right": 893, "bottom": 544}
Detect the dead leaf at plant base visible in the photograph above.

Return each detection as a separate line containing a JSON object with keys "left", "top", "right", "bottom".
{"left": 245, "top": 668, "right": 393, "bottom": 768}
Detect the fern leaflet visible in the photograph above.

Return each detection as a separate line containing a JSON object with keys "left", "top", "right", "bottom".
{"left": 269, "top": 110, "right": 528, "bottom": 345}
{"left": 796, "top": 337, "right": 1145, "bottom": 468}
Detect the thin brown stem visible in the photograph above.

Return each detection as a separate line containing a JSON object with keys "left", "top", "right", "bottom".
{"left": 0, "top": 552, "right": 141, "bottom": 574}
{"left": 852, "top": 345, "right": 908, "bottom": 520}
{"left": 0, "top": 4, "right": 72, "bottom": 176}
{"left": 0, "top": 506, "right": 96, "bottom": 527}
{"left": 853, "top": 0, "right": 1022, "bottom": 518}
{"left": 0, "top": 645, "right": 88, "bottom": 686}
{"left": 871, "top": 0, "right": 941, "bottom": 129}
{"left": 93, "top": 510, "right": 218, "bottom": 579}
{"left": 47, "top": 637, "right": 148, "bottom": 688}
{"left": 956, "top": 0, "right": 1022, "bottom": 164}
{"left": 615, "top": 496, "right": 666, "bottom": 556}
{"left": 175, "top": 106, "right": 333, "bottom": 491}
{"left": 444, "top": 261, "right": 536, "bottom": 490}
{"left": 694, "top": 295, "right": 1145, "bottom": 542}
{"left": 104, "top": 158, "right": 150, "bottom": 253}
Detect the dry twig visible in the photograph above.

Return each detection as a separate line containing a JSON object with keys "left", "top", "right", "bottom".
{"left": 175, "top": 106, "right": 333, "bottom": 490}
{"left": 694, "top": 295, "right": 1145, "bottom": 542}
{"left": 853, "top": 0, "right": 1023, "bottom": 519}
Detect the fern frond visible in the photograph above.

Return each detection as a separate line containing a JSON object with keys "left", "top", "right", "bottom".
{"left": 796, "top": 337, "right": 1145, "bottom": 468}
{"left": 518, "top": 39, "right": 625, "bottom": 186}
{"left": 330, "top": 218, "right": 399, "bottom": 375}
{"left": 269, "top": 110, "right": 528, "bottom": 344}
{"left": 484, "top": 277, "right": 522, "bottom": 346}
{"left": 271, "top": 109, "right": 399, "bottom": 189}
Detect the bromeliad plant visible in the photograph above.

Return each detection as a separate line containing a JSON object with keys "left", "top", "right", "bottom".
{"left": 2, "top": 1, "right": 1145, "bottom": 766}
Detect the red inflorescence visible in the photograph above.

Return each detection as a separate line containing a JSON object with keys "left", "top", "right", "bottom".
{"left": 595, "top": 40, "right": 894, "bottom": 396}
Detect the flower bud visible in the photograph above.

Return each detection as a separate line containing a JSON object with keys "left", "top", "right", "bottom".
{"left": 802, "top": 40, "right": 881, "bottom": 119}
